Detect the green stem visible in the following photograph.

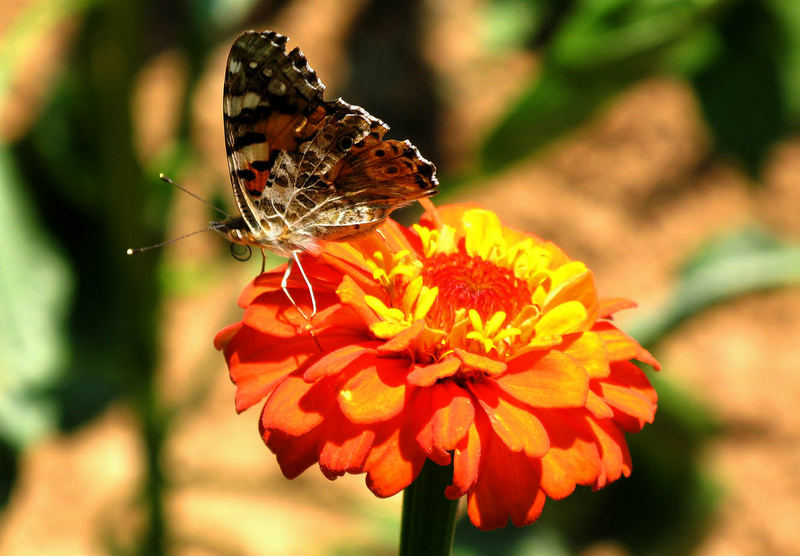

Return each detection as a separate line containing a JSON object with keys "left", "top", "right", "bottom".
{"left": 399, "top": 460, "right": 459, "bottom": 556}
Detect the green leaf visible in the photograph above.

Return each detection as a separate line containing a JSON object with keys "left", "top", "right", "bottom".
{"left": 691, "top": 0, "right": 788, "bottom": 175}
{"left": 629, "top": 227, "right": 800, "bottom": 347}
{"left": 481, "top": 68, "right": 637, "bottom": 172}
{"left": 766, "top": 0, "right": 800, "bottom": 122}
{"left": 481, "top": 0, "right": 726, "bottom": 173}
{"left": 484, "top": 0, "right": 548, "bottom": 51}
{"left": 0, "top": 148, "right": 71, "bottom": 448}
{"left": 549, "top": 0, "right": 722, "bottom": 70}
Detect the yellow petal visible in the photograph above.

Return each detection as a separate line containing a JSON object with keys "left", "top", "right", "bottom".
{"left": 364, "top": 295, "right": 405, "bottom": 322}
{"left": 484, "top": 311, "right": 507, "bottom": 338}
{"left": 532, "top": 300, "right": 588, "bottom": 345}
{"left": 414, "top": 286, "right": 438, "bottom": 321}
{"left": 402, "top": 276, "right": 423, "bottom": 313}
{"left": 463, "top": 209, "right": 503, "bottom": 259}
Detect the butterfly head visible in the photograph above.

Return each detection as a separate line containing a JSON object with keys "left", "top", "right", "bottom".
{"left": 212, "top": 216, "right": 316, "bottom": 258}
{"left": 212, "top": 217, "right": 252, "bottom": 243}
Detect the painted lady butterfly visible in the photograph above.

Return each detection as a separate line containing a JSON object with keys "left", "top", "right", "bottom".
{"left": 215, "top": 30, "right": 439, "bottom": 259}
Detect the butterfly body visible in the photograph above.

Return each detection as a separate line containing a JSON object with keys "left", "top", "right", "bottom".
{"left": 218, "top": 30, "right": 438, "bottom": 257}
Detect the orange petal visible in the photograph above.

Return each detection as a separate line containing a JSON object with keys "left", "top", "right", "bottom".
{"left": 537, "top": 411, "right": 601, "bottom": 499}
{"left": 594, "top": 322, "right": 660, "bottom": 369}
{"left": 585, "top": 416, "right": 631, "bottom": 487}
{"left": 561, "top": 332, "right": 610, "bottom": 379}
{"left": 597, "top": 361, "right": 657, "bottom": 428}
{"left": 467, "top": 436, "right": 546, "bottom": 530}
{"left": 470, "top": 381, "right": 549, "bottom": 457}
{"left": 377, "top": 319, "right": 426, "bottom": 354}
{"left": 318, "top": 248, "right": 384, "bottom": 298}
{"left": 636, "top": 346, "right": 660, "bottom": 370}
{"left": 303, "top": 343, "right": 380, "bottom": 381}
{"left": 445, "top": 421, "right": 481, "bottom": 499}
{"left": 309, "top": 304, "right": 370, "bottom": 336}
{"left": 453, "top": 348, "right": 507, "bottom": 376}
{"left": 407, "top": 357, "right": 461, "bottom": 387}
{"left": 241, "top": 258, "right": 342, "bottom": 307}
{"left": 429, "top": 381, "right": 475, "bottom": 452}
{"left": 500, "top": 351, "right": 588, "bottom": 408}
{"left": 243, "top": 289, "right": 340, "bottom": 337}
{"left": 238, "top": 269, "right": 284, "bottom": 307}
{"left": 338, "top": 357, "right": 409, "bottom": 424}
{"left": 224, "top": 325, "right": 321, "bottom": 412}
{"left": 419, "top": 203, "right": 479, "bottom": 231}
{"left": 408, "top": 386, "right": 454, "bottom": 466}
{"left": 598, "top": 297, "right": 637, "bottom": 318}
{"left": 585, "top": 390, "right": 614, "bottom": 419}
{"left": 597, "top": 383, "right": 657, "bottom": 428}
{"left": 229, "top": 358, "right": 294, "bottom": 413}
{"left": 319, "top": 417, "right": 375, "bottom": 477}
{"left": 606, "top": 360, "right": 658, "bottom": 401}
{"left": 262, "top": 428, "right": 320, "bottom": 479}
{"left": 337, "top": 275, "right": 383, "bottom": 328}
{"left": 364, "top": 416, "right": 427, "bottom": 497}
{"left": 213, "top": 322, "right": 242, "bottom": 351}
{"left": 352, "top": 218, "right": 420, "bottom": 257}
{"left": 261, "top": 374, "right": 334, "bottom": 436}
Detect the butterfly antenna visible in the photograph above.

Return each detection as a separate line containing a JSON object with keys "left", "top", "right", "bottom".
{"left": 126, "top": 224, "right": 220, "bottom": 255}
{"left": 159, "top": 173, "right": 233, "bottom": 219}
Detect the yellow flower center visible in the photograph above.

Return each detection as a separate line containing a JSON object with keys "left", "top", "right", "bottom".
{"left": 359, "top": 208, "right": 597, "bottom": 362}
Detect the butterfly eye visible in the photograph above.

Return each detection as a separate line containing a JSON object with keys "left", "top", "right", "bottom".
{"left": 338, "top": 136, "right": 354, "bottom": 151}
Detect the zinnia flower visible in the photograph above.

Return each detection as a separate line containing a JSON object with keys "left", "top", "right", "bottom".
{"left": 214, "top": 204, "right": 659, "bottom": 530}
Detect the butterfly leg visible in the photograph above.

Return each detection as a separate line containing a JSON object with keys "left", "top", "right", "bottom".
{"left": 292, "top": 249, "right": 317, "bottom": 318}
{"left": 280, "top": 258, "right": 306, "bottom": 319}
{"left": 279, "top": 253, "right": 319, "bottom": 320}
{"left": 280, "top": 251, "right": 321, "bottom": 350}
{"left": 260, "top": 248, "right": 267, "bottom": 274}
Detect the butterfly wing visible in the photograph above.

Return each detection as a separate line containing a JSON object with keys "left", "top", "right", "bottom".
{"left": 223, "top": 30, "right": 326, "bottom": 233}
{"left": 223, "top": 30, "right": 438, "bottom": 246}
{"left": 307, "top": 123, "right": 438, "bottom": 240}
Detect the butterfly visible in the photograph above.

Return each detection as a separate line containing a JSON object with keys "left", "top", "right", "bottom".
{"left": 215, "top": 29, "right": 438, "bottom": 255}
{"left": 213, "top": 30, "right": 439, "bottom": 319}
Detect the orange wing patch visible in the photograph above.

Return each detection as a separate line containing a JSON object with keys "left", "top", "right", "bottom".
{"left": 237, "top": 109, "right": 329, "bottom": 196}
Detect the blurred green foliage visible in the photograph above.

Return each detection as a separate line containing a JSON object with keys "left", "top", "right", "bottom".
{"left": 632, "top": 227, "right": 800, "bottom": 347}
{"left": 0, "top": 0, "right": 798, "bottom": 553}
{"left": 481, "top": 0, "right": 800, "bottom": 176}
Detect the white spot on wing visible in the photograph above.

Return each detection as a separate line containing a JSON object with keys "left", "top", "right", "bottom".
{"left": 224, "top": 95, "right": 241, "bottom": 117}
{"left": 228, "top": 58, "right": 242, "bottom": 74}
{"left": 239, "top": 143, "right": 268, "bottom": 161}
{"left": 242, "top": 92, "right": 261, "bottom": 109}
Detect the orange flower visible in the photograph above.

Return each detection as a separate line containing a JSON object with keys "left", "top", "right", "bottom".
{"left": 215, "top": 204, "right": 659, "bottom": 530}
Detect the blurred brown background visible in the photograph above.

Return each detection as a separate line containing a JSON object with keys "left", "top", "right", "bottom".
{"left": 1, "top": 0, "right": 799, "bottom": 554}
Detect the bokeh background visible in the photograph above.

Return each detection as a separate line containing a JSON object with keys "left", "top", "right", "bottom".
{"left": 2, "top": 0, "right": 800, "bottom": 553}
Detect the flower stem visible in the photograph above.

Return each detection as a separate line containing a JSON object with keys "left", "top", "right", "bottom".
{"left": 399, "top": 460, "right": 459, "bottom": 556}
